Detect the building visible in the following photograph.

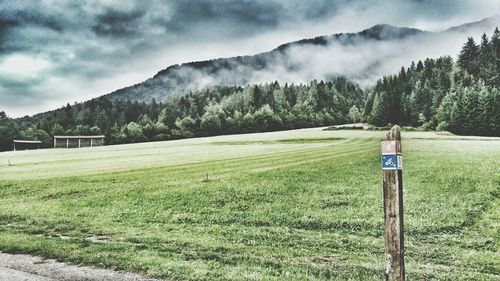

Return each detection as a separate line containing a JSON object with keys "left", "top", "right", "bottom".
{"left": 53, "top": 135, "right": 105, "bottom": 148}
{"left": 13, "top": 140, "right": 42, "bottom": 151}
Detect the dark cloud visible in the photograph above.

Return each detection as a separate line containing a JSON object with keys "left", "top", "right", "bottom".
{"left": 92, "top": 8, "right": 146, "bottom": 38}
{"left": 0, "top": 4, "right": 20, "bottom": 52}
{"left": 0, "top": 17, "right": 17, "bottom": 30}
{"left": 0, "top": 76, "right": 46, "bottom": 105}
{"left": 0, "top": 18, "right": 17, "bottom": 51}
{"left": 16, "top": 9, "right": 66, "bottom": 32}
{"left": 0, "top": 0, "right": 499, "bottom": 117}
{"left": 167, "top": 1, "right": 282, "bottom": 33}
{"left": 0, "top": 2, "right": 68, "bottom": 36}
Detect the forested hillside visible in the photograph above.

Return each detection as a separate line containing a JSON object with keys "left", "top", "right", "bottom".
{"left": 102, "top": 24, "right": 424, "bottom": 102}
{"left": 1, "top": 78, "right": 364, "bottom": 150}
{"left": 0, "top": 28, "right": 499, "bottom": 151}
{"left": 102, "top": 15, "right": 499, "bottom": 103}
{"left": 364, "top": 28, "right": 500, "bottom": 136}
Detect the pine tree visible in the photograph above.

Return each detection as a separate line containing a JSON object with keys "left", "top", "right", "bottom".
{"left": 0, "top": 111, "right": 19, "bottom": 151}
{"left": 461, "top": 84, "right": 481, "bottom": 134}
{"left": 416, "top": 60, "right": 424, "bottom": 72}
{"left": 458, "top": 37, "right": 480, "bottom": 76}
{"left": 369, "top": 91, "right": 391, "bottom": 126}
{"left": 478, "top": 33, "right": 496, "bottom": 84}
{"left": 447, "top": 87, "right": 466, "bottom": 134}
{"left": 95, "top": 107, "right": 109, "bottom": 132}
{"left": 363, "top": 92, "right": 375, "bottom": 121}
{"left": 492, "top": 27, "right": 500, "bottom": 75}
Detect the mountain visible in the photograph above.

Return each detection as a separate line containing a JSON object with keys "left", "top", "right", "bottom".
{"left": 102, "top": 15, "right": 499, "bottom": 102}
{"left": 446, "top": 14, "right": 500, "bottom": 33}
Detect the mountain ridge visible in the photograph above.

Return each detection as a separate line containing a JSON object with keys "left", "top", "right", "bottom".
{"left": 445, "top": 14, "right": 500, "bottom": 32}
{"left": 71, "top": 15, "right": 500, "bottom": 104}
{"left": 150, "top": 24, "right": 423, "bottom": 79}
{"left": 103, "top": 23, "right": 429, "bottom": 102}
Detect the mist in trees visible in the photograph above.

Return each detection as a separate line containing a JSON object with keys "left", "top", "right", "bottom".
{"left": 1, "top": 28, "right": 498, "bottom": 151}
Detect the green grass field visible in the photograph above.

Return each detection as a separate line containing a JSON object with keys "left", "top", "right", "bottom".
{"left": 0, "top": 128, "right": 498, "bottom": 280}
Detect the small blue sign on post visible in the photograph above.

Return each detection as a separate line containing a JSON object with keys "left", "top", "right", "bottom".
{"left": 382, "top": 154, "right": 398, "bottom": 170}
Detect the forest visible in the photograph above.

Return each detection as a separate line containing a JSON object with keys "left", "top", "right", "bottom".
{"left": 0, "top": 28, "right": 498, "bottom": 151}
{"left": 364, "top": 29, "right": 499, "bottom": 135}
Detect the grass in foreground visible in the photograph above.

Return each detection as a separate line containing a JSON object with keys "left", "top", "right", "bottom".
{"left": 0, "top": 129, "right": 498, "bottom": 280}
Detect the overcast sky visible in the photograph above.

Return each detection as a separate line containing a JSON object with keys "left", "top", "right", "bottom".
{"left": 1, "top": 0, "right": 499, "bottom": 117}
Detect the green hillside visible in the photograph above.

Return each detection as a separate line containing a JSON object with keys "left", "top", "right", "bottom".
{"left": 0, "top": 128, "right": 498, "bottom": 280}
{"left": 2, "top": 27, "right": 499, "bottom": 152}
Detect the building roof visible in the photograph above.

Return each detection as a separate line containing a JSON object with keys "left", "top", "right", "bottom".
{"left": 53, "top": 135, "right": 105, "bottom": 139}
{"left": 13, "top": 140, "right": 42, "bottom": 144}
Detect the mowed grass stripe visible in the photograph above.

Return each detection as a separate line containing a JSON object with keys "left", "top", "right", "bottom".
{"left": 7, "top": 141, "right": 375, "bottom": 202}
{"left": 140, "top": 139, "right": 373, "bottom": 182}
{"left": 0, "top": 142, "right": 334, "bottom": 180}
{"left": 0, "top": 137, "right": 364, "bottom": 187}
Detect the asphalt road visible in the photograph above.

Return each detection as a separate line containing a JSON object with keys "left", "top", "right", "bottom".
{"left": 0, "top": 252, "right": 161, "bottom": 281}
{"left": 0, "top": 265, "right": 53, "bottom": 281}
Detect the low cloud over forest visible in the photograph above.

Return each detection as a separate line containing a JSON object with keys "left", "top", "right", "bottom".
{"left": 1, "top": 0, "right": 499, "bottom": 116}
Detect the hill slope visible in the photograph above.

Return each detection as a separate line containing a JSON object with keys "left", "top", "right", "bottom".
{"left": 103, "top": 15, "right": 499, "bottom": 102}
{"left": 104, "top": 24, "right": 424, "bottom": 102}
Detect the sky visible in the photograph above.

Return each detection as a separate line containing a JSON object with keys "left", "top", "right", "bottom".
{"left": 1, "top": 0, "right": 499, "bottom": 117}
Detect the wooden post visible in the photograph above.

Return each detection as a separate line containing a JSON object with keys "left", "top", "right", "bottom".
{"left": 78, "top": 138, "right": 81, "bottom": 148}
{"left": 90, "top": 138, "right": 93, "bottom": 147}
{"left": 54, "top": 137, "right": 56, "bottom": 148}
{"left": 66, "top": 138, "right": 69, "bottom": 148}
{"left": 381, "top": 125, "right": 405, "bottom": 281}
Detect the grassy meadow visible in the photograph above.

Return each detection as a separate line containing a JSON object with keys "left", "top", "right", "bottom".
{"left": 0, "top": 128, "right": 498, "bottom": 280}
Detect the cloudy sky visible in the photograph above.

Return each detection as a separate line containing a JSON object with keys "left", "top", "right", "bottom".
{"left": 1, "top": 0, "right": 499, "bottom": 117}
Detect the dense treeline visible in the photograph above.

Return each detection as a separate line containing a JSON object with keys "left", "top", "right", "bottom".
{"left": 364, "top": 28, "right": 500, "bottom": 135}
{"left": 1, "top": 28, "right": 499, "bottom": 151}
{"left": 0, "top": 78, "right": 364, "bottom": 150}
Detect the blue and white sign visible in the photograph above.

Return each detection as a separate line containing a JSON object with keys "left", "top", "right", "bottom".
{"left": 382, "top": 154, "right": 398, "bottom": 170}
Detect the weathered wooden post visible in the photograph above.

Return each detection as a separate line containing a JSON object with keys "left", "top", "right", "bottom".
{"left": 381, "top": 125, "right": 405, "bottom": 281}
